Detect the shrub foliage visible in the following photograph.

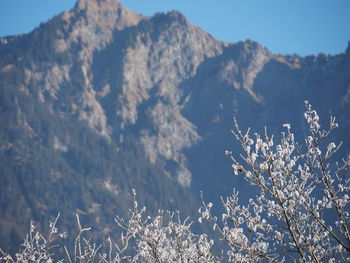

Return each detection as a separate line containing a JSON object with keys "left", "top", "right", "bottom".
{"left": 1, "top": 102, "right": 349, "bottom": 262}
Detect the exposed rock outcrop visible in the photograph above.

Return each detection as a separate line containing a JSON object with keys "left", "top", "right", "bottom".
{"left": 0, "top": 0, "right": 349, "bottom": 252}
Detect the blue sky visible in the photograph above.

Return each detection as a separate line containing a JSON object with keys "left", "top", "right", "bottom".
{"left": 0, "top": 0, "right": 349, "bottom": 56}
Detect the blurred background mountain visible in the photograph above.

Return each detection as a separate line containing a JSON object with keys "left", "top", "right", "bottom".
{"left": 0, "top": 0, "right": 349, "bottom": 253}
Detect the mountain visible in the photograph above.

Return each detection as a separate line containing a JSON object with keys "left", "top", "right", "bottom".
{"left": 0, "top": 0, "right": 349, "bottom": 252}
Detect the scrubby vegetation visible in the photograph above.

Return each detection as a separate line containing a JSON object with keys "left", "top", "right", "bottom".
{"left": 1, "top": 102, "right": 349, "bottom": 262}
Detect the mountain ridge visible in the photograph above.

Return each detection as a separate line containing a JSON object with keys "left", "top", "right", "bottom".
{"left": 0, "top": 0, "right": 349, "bottom": 253}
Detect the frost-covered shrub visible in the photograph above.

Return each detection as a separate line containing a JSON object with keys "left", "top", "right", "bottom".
{"left": 1, "top": 190, "right": 218, "bottom": 263}
{"left": 1, "top": 102, "right": 349, "bottom": 262}
{"left": 200, "top": 101, "right": 350, "bottom": 262}
{"left": 0, "top": 215, "right": 65, "bottom": 263}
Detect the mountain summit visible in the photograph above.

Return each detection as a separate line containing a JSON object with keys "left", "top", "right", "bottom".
{"left": 0, "top": 0, "right": 349, "bottom": 253}
{"left": 73, "top": 0, "right": 142, "bottom": 29}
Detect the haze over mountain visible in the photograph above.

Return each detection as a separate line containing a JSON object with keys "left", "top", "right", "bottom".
{"left": 0, "top": 0, "right": 349, "bottom": 252}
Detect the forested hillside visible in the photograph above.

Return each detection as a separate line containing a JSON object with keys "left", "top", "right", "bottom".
{"left": 0, "top": 0, "right": 349, "bottom": 253}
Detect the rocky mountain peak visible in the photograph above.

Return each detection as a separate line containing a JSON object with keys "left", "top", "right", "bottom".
{"left": 152, "top": 10, "right": 189, "bottom": 26}
{"left": 75, "top": 0, "right": 120, "bottom": 12}
{"left": 1, "top": 0, "right": 349, "bottom": 254}
{"left": 72, "top": 0, "right": 143, "bottom": 30}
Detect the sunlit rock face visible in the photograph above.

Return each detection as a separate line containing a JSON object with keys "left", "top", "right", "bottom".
{"left": 0, "top": 0, "right": 349, "bottom": 252}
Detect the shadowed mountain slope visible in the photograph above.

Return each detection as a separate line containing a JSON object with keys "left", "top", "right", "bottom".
{"left": 0, "top": 0, "right": 349, "bottom": 252}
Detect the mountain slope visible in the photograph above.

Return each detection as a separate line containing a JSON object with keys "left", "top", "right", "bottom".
{"left": 0, "top": 0, "right": 349, "bottom": 252}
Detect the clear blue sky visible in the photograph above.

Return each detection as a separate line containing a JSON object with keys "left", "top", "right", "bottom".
{"left": 0, "top": 0, "right": 349, "bottom": 56}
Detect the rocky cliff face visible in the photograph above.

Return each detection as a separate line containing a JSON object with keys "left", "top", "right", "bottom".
{"left": 0, "top": 0, "right": 349, "bottom": 252}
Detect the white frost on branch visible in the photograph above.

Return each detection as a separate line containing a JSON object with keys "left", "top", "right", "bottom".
{"left": 2, "top": 102, "right": 349, "bottom": 263}
{"left": 200, "top": 101, "right": 350, "bottom": 262}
